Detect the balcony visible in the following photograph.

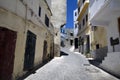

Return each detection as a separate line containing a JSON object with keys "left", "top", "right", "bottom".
{"left": 90, "top": 0, "right": 120, "bottom": 26}
{"left": 77, "top": 0, "right": 89, "bottom": 21}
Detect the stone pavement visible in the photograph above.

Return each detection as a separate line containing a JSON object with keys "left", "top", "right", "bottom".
{"left": 24, "top": 48, "right": 119, "bottom": 80}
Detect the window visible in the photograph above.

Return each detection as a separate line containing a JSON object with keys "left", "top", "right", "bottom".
{"left": 83, "top": 18, "right": 85, "bottom": 26}
{"left": 70, "top": 40, "right": 73, "bottom": 46}
{"left": 61, "top": 29, "right": 65, "bottom": 33}
{"left": 83, "top": 0, "right": 85, "bottom": 4}
{"left": 45, "top": 15, "right": 49, "bottom": 27}
{"left": 75, "top": 12, "right": 77, "bottom": 16}
{"left": 78, "top": 7, "right": 80, "bottom": 13}
{"left": 91, "top": 26, "right": 97, "bottom": 31}
{"left": 118, "top": 17, "right": 120, "bottom": 35}
{"left": 39, "top": 6, "right": 41, "bottom": 17}
{"left": 79, "top": 23, "right": 81, "bottom": 30}
{"left": 70, "top": 33, "right": 73, "bottom": 36}
{"left": 75, "top": 24, "right": 77, "bottom": 28}
{"left": 96, "top": 44, "right": 99, "bottom": 49}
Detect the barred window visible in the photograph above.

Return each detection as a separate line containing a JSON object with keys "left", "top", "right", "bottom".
{"left": 45, "top": 15, "right": 49, "bottom": 27}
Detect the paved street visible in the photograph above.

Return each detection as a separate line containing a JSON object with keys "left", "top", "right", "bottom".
{"left": 24, "top": 48, "right": 119, "bottom": 80}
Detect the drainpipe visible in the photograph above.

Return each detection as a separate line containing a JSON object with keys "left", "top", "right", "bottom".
{"left": 20, "top": 0, "right": 28, "bottom": 33}
{"left": 24, "top": 3, "right": 28, "bottom": 34}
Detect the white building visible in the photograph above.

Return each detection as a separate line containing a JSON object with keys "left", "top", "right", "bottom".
{"left": 73, "top": 8, "right": 79, "bottom": 49}
{"left": 90, "top": 0, "right": 120, "bottom": 77}
{"left": 61, "top": 25, "right": 67, "bottom": 47}
{"left": 65, "top": 28, "right": 74, "bottom": 47}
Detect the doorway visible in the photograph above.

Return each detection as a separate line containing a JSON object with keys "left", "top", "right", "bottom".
{"left": 75, "top": 38, "right": 78, "bottom": 49}
{"left": 96, "top": 44, "right": 100, "bottom": 49}
{"left": 24, "top": 31, "right": 36, "bottom": 70}
{"left": 70, "top": 40, "right": 73, "bottom": 46}
{"left": 0, "top": 27, "right": 17, "bottom": 80}
{"left": 86, "top": 35, "right": 90, "bottom": 53}
{"left": 82, "top": 41, "right": 84, "bottom": 54}
{"left": 42, "top": 40, "right": 48, "bottom": 63}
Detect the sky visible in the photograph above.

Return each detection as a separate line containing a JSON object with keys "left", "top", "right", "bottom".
{"left": 66, "top": 0, "right": 77, "bottom": 28}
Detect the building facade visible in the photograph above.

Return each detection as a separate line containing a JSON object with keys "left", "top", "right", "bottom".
{"left": 76, "top": 0, "right": 108, "bottom": 59}
{"left": 60, "top": 25, "right": 66, "bottom": 47}
{"left": 73, "top": 9, "right": 79, "bottom": 49}
{"left": 90, "top": 0, "right": 120, "bottom": 77}
{"left": 0, "top": 0, "right": 54, "bottom": 80}
{"left": 90, "top": 26, "right": 108, "bottom": 61}
{"left": 51, "top": 0, "right": 67, "bottom": 56}
{"left": 65, "top": 28, "right": 74, "bottom": 47}
{"left": 77, "top": 0, "right": 90, "bottom": 55}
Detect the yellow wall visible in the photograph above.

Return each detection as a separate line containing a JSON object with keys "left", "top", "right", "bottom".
{"left": 91, "top": 26, "right": 107, "bottom": 51}
{"left": 0, "top": 8, "right": 53, "bottom": 80}
{"left": 85, "top": 25, "right": 91, "bottom": 39}
{"left": 79, "top": 24, "right": 107, "bottom": 53}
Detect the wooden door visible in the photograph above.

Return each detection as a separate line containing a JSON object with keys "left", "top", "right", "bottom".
{"left": 24, "top": 31, "right": 36, "bottom": 70}
{"left": 0, "top": 27, "right": 17, "bottom": 80}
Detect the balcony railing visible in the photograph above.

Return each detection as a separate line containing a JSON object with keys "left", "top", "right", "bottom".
{"left": 90, "top": 0, "right": 110, "bottom": 20}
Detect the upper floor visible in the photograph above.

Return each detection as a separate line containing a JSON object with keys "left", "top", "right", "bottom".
{"left": 90, "top": 0, "right": 120, "bottom": 26}
{"left": 65, "top": 28, "right": 74, "bottom": 40}
{"left": 0, "top": 0, "right": 52, "bottom": 30}
{"left": 73, "top": 8, "right": 78, "bottom": 22}
{"left": 77, "top": 8, "right": 89, "bottom": 36}
{"left": 77, "top": 0, "right": 89, "bottom": 21}
{"left": 74, "top": 21, "right": 78, "bottom": 37}
{"left": 73, "top": 9, "right": 79, "bottom": 37}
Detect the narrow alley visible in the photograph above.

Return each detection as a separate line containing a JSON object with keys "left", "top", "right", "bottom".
{"left": 0, "top": 0, "right": 120, "bottom": 80}
{"left": 24, "top": 47, "right": 119, "bottom": 80}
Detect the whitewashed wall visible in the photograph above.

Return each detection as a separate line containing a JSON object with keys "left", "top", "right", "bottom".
{"left": 73, "top": 9, "right": 78, "bottom": 37}
{"left": 0, "top": 0, "right": 51, "bottom": 29}
{"left": 107, "top": 18, "right": 120, "bottom": 52}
